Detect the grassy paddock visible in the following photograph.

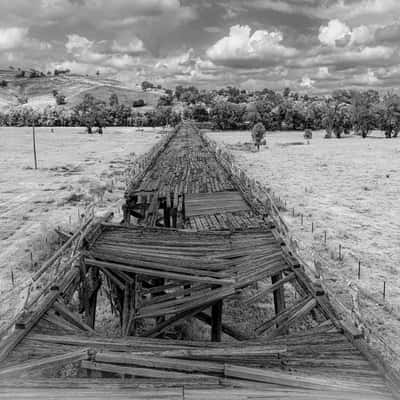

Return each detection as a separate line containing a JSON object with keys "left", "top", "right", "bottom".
{"left": 0, "top": 126, "right": 161, "bottom": 332}
{"left": 209, "top": 129, "right": 400, "bottom": 356}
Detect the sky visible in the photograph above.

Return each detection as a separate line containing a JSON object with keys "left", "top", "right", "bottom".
{"left": 1, "top": 0, "right": 400, "bottom": 93}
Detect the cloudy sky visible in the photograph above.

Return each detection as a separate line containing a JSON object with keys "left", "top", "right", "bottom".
{"left": 1, "top": 0, "right": 400, "bottom": 92}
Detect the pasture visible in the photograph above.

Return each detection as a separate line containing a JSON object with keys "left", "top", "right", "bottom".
{"left": 209, "top": 129, "right": 400, "bottom": 358}
{"left": 0, "top": 127, "right": 160, "bottom": 331}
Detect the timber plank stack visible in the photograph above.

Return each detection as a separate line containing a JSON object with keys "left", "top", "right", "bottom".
{"left": 0, "top": 122, "right": 398, "bottom": 399}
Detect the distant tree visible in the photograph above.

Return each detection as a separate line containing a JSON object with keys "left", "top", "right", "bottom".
{"left": 157, "top": 84, "right": 162, "bottom": 89}
{"left": 96, "top": 70, "right": 100, "bottom": 78}
{"left": 283, "top": 87, "right": 290, "bottom": 98}
{"left": 55, "top": 94, "right": 66, "bottom": 105}
{"left": 109, "top": 93, "right": 119, "bottom": 108}
{"left": 133, "top": 99, "right": 145, "bottom": 107}
{"left": 322, "top": 99, "right": 351, "bottom": 138}
{"left": 251, "top": 122, "right": 266, "bottom": 151}
{"left": 15, "top": 70, "right": 25, "bottom": 78}
{"left": 381, "top": 92, "right": 400, "bottom": 138}
{"left": 192, "top": 105, "right": 209, "bottom": 122}
{"left": 209, "top": 101, "right": 246, "bottom": 130}
{"left": 175, "top": 85, "right": 184, "bottom": 100}
{"left": 54, "top": 69, "right": 70, "bottom": 76}
{"left": 73, "top": 94, "right": 106, "bottom": 133}
{"left": 0, "top": 80, "right": 8, "bottom": 88}
{"left": 351, "top": 90, "right": 379, "bottom": 138}
{"left": 157, "top": 95, "right": 173, "bottom": 107}
{"left": 18, "top": 96, "right": 28, "bottom": 105}
{"left": 141, "top": 81, "right": 154, "bottom": 91}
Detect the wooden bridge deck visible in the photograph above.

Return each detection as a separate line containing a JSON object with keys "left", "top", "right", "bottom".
{"left": 0, "top": 122, "right": 398, "bottom": 399}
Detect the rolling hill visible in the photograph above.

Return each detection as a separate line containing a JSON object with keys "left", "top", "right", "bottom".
{"left": 0, "top": 68, "right": 162, "bottom": 112}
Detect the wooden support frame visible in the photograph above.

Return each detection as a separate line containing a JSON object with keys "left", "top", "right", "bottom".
{"left": 211, "top": 300, "right": 223, "bottom": 342}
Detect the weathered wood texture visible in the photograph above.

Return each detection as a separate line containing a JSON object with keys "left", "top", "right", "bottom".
{"left": 0, "top": 122, "right": 397, "bottom": 399}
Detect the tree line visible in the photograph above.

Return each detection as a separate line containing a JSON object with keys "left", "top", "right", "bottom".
{"left": 0, "top": 86, "right": 399, "bottom": 138}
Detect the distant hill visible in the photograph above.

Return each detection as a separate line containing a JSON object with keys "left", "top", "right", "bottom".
{"left": 0, "top": 68, "right": 162, "bottom": 112}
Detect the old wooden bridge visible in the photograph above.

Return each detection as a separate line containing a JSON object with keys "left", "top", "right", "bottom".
{"left": 0, "top": 122, "right": 399, "bottom": 399}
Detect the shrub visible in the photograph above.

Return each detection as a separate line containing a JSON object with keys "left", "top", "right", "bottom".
{"left": 56, "top": 94, "right": 66, "bottom": 105}
{"left": 0, "top": 80, "right": 8, "bottom": 87}
{"left": 18, "top": 96, "right": 28, "bottom": 105}
{"left": 251, "top": 122, "right": 266, "bottom": 151}
{"left": 133, "top": 99, "right": 145, "bottom": 107}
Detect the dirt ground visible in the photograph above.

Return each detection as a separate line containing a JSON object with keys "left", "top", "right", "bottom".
{"left": 0, "top": 126, "right": 160, "bottom": 333}
{"left": 208, "top": 129, "right": 400, "bottom": 366}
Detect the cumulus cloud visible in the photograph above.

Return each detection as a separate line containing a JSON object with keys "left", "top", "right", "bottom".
{"left": 319, "top": 20, "right": 373, "bottom": 47}
{"left": 351, "top": 25, "right": 374, "bottom": 45}
{"left": 64, "top": 33, "right": 148, "bottom": 72}
{"left": 111, "top": 38, "right": 146, "bottom": 55}
{"left": 300, "top": 75, "right": 315, "bottom": 88}
{"left": 105, "top": 54, "right": 139, "bottom": 69}
{"left": 0, "top": 27, "right": 28, "bottom": 50}
{"left": 318, "top": 19, "right": 351, "bottom": 47}
{"left": 316, "top": 66, "right": 330, "bottom": 79}
{"left": 66, "top": 34, "right": 93, "bottom": 54}
{"left": 206, "top": 25, "right": 298, "bottom": 68}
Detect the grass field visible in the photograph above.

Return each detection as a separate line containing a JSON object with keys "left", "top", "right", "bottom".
{"left": 0, "top": 126, "right": 160, "bottom": 332}
{"left": 208, "top": 129, "right": 400, "bottom": 362}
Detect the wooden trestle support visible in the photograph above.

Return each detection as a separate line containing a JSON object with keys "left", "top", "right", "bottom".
{"left": 0, "top": 122, "right": 399, "bottom": 399}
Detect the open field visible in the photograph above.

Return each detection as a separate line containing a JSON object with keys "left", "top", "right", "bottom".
{"left": 0, "top": 127, "right": 160, "bottom": 333}
{"left": 209, "top": 129, "right": 400, "bottom": 361}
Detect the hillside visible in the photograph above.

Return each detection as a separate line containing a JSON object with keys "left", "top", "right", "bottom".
{"left": 0, "top": 68, "right": 161, "bottom": 112}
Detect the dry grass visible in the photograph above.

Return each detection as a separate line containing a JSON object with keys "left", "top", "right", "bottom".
{"left": 209, "top": 129, "right": 400, "bottom": 361}
{"left": 0, "top": 126, "right": 160, "bottom": 332}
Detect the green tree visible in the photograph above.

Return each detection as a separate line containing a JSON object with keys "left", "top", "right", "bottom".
{"left": 381, "top": 92, "right": 400, "bottom": 138}
{"left": 73, "top": 94, "right": 106, "bottom": 133}
{"left": 109, "top": 93, "right": 119, "bottom": 108}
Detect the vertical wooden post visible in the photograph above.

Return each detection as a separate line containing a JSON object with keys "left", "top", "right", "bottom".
{"left": 271, "top": 273, "right": 286, "bottom": 324}
{"left": 211, "top": 300, "right": 223, "bottom": 342}
{"left": 164, "top": 204, "right": 170, "bottom": 227}
{"left": 122, "top": 283, "right": 129, "bottom": 335}
{"left": 132, "top": 274, "right": 139, "bottom": 336}
{"left": 86, "top": 267, "right": 100, "bottom": 329}
{"left": 32, "top": 124, "right": 38, "bottom": 170}
{"left": 122, "top": 204, "right": 131, "bottom": 225}
{"left": 171, "top": 208, "right": 177, "bottom": 228}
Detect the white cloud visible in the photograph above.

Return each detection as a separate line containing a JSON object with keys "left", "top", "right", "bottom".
{"left": 350, "top": 68, "right": 381, "bottom": 85}
{"left": 318, "top": 19, "right": 351, "bottom": 46}
{"left": 350, "top": 25, "right": 374, "bottom": 45}
{"left": 66, "top": 34, "right": 93, "bottom": 54}
{"left": 111, "top": 38, "right": 146, "bottom": 54}
{"left": 0, "top": 27, "right": 28, "bottom": 50}
{"left": 206, "top": 25, "right": 298, "bottom": 67}
{"left": 105, "top": 54, "right": 138, "bottom": 69}
{"left": 319, "top": 19, "right": 376, "bottom": 48}
{"left": 316, "top": 66, "right": 330, "bottom": 79}
{"left": 300, "top": 76, "right": 315, "bottom": 88}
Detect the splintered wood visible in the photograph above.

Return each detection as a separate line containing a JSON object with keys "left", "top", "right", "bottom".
{"left": 0, "top": 122, "right": 397, "bottom": 399}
